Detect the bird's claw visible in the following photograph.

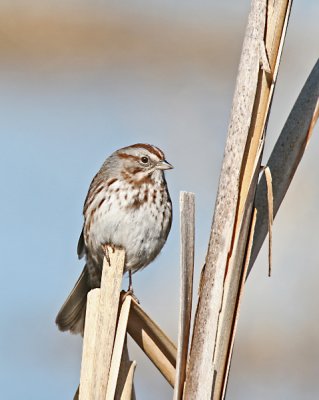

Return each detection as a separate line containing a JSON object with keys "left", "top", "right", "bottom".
{"left": 122, "top": 289, "right": 140, "bottom": 304}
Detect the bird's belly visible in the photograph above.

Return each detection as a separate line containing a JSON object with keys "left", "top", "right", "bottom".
{"left": 88, "top": 198, "right": 171, "bottom": 272}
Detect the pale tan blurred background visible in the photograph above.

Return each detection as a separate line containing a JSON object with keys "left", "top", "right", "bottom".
{"left": 0, "top": 1, "right": 318, "bottom": 399}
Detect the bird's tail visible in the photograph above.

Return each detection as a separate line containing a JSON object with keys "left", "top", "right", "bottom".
{"left": 55, "top": 266, "right": 90, "bottom": 335}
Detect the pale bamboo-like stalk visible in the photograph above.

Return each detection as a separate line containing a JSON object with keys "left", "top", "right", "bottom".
{"left": 173, "top": 192, "right": 195, "bottom": 400}
{"left": 115, "top": 338, "right": 136, "bottom": 400}
{"left": 120, "top": 360, "right": 137, "bottom": 400}
{"left": 92, "top": 248, "right": 125, "bottom": 399}
{"left": 222, "top": 208, "right": 257, "bottom": 399}
{"left": 78, "top": 289, "right": 100, "bottom": 399}
{"left": 126, "top": 298, "right": 177, "bottom": 387}
{"left": 106, "top": 295, "right": 132, "bottom": 400}
{"left": 184, "top": 1, "right": 292, "bottom": 398}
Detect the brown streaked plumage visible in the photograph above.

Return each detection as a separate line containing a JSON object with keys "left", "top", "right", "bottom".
{"left": 117, "top": 153, "right": 140, "bottom": 161}
{"left": 56, "top": 143, "right": 173, "bottom": 335}
{"left": 130, "top": 143, "right": 164, "bottom": 159}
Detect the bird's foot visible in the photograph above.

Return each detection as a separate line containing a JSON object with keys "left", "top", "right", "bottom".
{"left": 122, "top": 288, "right": 140, "bottom": 304}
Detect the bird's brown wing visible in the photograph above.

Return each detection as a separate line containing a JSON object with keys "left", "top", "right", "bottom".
{"left": 55, "top": 265, "right": 89, "bottom": 335}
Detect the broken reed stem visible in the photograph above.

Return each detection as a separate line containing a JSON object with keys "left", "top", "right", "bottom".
{"left": 126, "top": 294, "right": 177, "bottom": 387}
{"left": 78, "top": 248, "right": 125, "bottom": 400}
{"left": 120, "top": 360, "right": 137, "bottom": 400}
{"left": 106, "top": 295, "right": 132, "bottom": 400}
{"left": 115, "top": 338, "right": 136, "bottom": 400}
{"left": 173, "top": 192, "right": 195, "bottom": 400}
{"left": 79, "top": 289, "right": 100, "bottom": 399}
{"left": 222, "top": 208, "right": 257, "bottom": 399}
{"left": 93, "top": 249, "right": 125, "bottom": 399}
{"left": 184, "top": 1, "right": 292, "bottom": 399}
{"left": 248, "top": 59, "right": 319, "bottom": 276}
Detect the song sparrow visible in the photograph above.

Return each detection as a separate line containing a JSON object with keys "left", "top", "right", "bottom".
{"left": 56, "top": 143, "right": 173, "bottom": 334}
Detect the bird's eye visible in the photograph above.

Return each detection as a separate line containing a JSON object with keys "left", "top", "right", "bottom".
{"left": 141, "top": 156, "right": 149, "bottom": 164}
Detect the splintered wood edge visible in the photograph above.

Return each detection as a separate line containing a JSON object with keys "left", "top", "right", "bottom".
{"left": 173, "top": 192, "right": 195, "bottom": 400}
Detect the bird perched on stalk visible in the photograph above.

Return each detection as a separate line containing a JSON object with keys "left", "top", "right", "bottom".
{"left": 56, "top": 143, "right": 173, "bottom": 334}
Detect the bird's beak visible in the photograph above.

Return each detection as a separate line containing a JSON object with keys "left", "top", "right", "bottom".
{"left": 156, "top": 159, "right": 174, "bottom": 170}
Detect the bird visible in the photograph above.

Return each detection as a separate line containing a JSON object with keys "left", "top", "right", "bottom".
{"left": 55, "top": 143, "right": 173, "bottom": 335}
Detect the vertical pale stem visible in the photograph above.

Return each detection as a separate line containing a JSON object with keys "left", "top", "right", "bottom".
{"left": 106, "top": 296, "right": 132, "bottom": 400}
{"left": 92, "top": 249, "right": 125, "bottom": 399}
{"left": 173, "top": 192, "right": 195, "bottom": 400}
{"left": 184, "top": 1, "right": 292, "bottom": 399}
{"left": 115, "top": 338, "right": 136, "bottom": 400}
{"left": 78, "top": 289, "right": 100, "bottom": 399}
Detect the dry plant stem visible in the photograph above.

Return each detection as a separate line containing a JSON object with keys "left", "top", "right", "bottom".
{"left": 79, "top": 289, "right": 100, "bottom": 399}
{"left": 173, "top": 192, "right": 195, "bottom": 400}
{"left": 126, "top": 296, "right": 177, "bottom": 387}
{"left": 184, "top": 1, "right": 292, "bottom": 399}
{"left": 248, "top": 59, "right": 319, "bottom": 276}
{"left": 264, "top": 167, "right": 273, "bottom": 277}
{"left": 106, "top": 296, "right": 132, "bottom": 400}
{"left": 120, "top": 360, "right": 137, "bottom": 400}
{"left": 211, "top": 1, "right": 292, "bottom": 396}
{"left": 222, "top": 209, "right": 257, "bottom": 399}
{"left": 115, "top": 338, "right": 136, "bottom": 400}
{"left": 92, "top": 248, "right": 125, "bottom": 399}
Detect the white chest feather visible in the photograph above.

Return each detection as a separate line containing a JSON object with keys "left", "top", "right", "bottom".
{"left": 85, "top": 179, "right": 172, "bottom": 271}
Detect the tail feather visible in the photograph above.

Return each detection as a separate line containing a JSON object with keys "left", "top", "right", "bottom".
{"left": 55, "top": 266, "right": 90, "bottom": 335}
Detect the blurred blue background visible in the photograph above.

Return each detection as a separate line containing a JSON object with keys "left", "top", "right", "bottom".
{"left": 0, "top": 1, "right": 318, "bottom": 399}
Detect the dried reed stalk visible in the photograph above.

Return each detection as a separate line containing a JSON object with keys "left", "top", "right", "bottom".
{"left": 106, "top": 295, "right": 132, "bottom": 400}
{"left": 78, "top": 248, "right": 125, "bottom": 400}
{"left": 115, "top": 338, "right": 136, "bottom": 400}
{"left": 184, "top": 1, "right": 292, "bottom": 398}
{"left": 173, "top": 192, "right": 195, "bottom": 400}
{"left": 248, "top": 59, "right": 319, "bottom": 275}
{"left": 126, "top": 297, "right": 177, "bottom": 386}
